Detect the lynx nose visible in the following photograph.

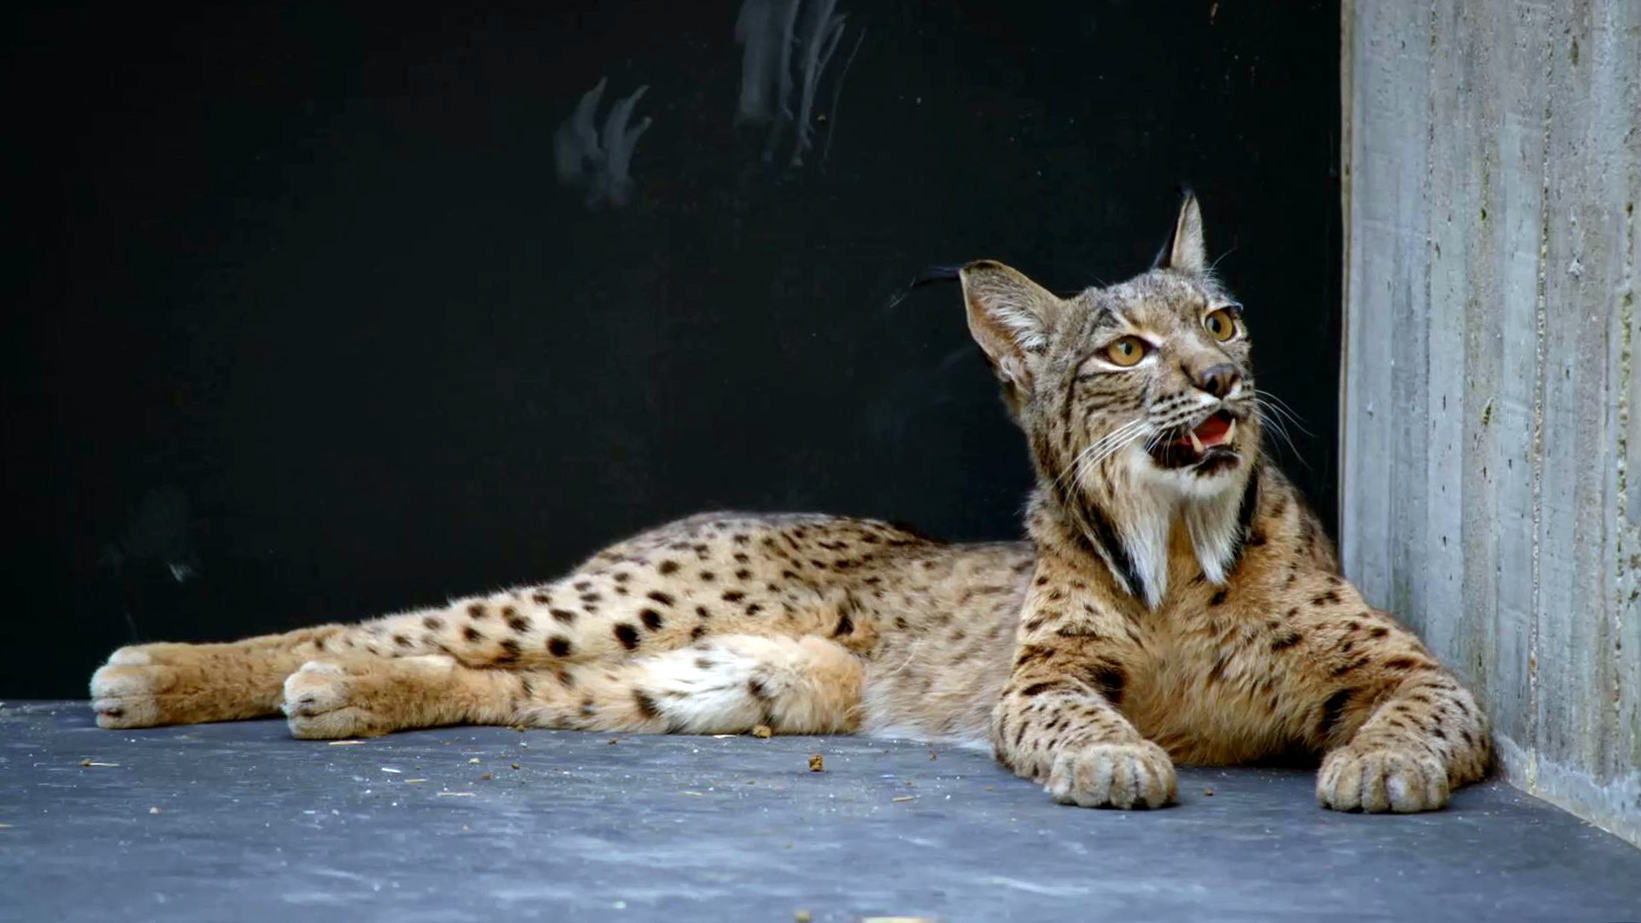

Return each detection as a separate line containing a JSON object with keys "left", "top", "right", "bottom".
{"left": 1192, "top": 363, "right": 1241, "bottom": 399}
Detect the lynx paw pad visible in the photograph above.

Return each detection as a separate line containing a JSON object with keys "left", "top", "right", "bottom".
{"left": 1045, "top": 739, "right": 1177, "bottom": 809}
{"left": 1317, "top": 744, "right": 1449, "bottom": 813}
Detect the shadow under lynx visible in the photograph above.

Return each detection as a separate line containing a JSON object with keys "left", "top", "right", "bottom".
{"left": 91, "top": 194, "right": 1492, "bottom": 813}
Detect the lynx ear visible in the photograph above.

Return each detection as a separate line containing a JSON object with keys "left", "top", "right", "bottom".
{"left": 958, "top": 261, "right": 1062, "bottom": 376}
{"left": 1154, "top": 190, "right": 1207, "bottom": 274}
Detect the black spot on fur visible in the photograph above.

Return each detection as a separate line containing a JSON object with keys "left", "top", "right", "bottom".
{"left": 658, "top": 560, "right": 679, "bottom": 574}
{"left": 634, "top": 691, "right": 660, "bottom": 719}
{"left": 647, "top": 591, "right": 675, "bottom": 607}
{"left": 1020, "top": 682, "right": 1056, "bottom": 697}
{"left": 1227, "top": 465, "right": 1263, "bottom": 565}
{"left": 1330, "top": 656, "right": 1369, "bottom": 677}
{"left": 1014, "top": 645, "right": 1052, "bottom": 667}
{"left": 690, "top": 625, "right": 707, "bottom": 641}
{"left": 1088, "top": 664, "right": 1126, "bottom": 706}
{"left": 463, "top": 626, "right": 484, "bottom": 643}
{"left": 695, "top": 605, "right": 711, "bottom": 619}
{"left": 640, "top": 609, "right": 664, "bottom": 631}
{"left": 423, "top": 616, "right": 444, "bottom": 630}
{"left": 549, "top": 608, "right": 577, "bottom": 624}
{"left": 748, "top": 678, "right": 772, "bottom": 700}
{"left": 721, "top": 590, "right": 745, "bottom": 603}
{"left": 614, "top": 624, "right": 640, "bottom": 650}
{"left": 548, "top": 636, "right": 572, "bottom": 658}
{"left": 467, "top": 604, "right": 487, "bottom": 619}
{"left": 1082, "top": 496, "right": 1148, "bottom": 602}
{"left": 1270, "top": 631, "right": 1303, "bottom": 652}
{"left": 506, "top": 613, "right": 533, "bottom": 633}
{"left": 497, "top": 639, "right": 521, "bottom": 662}
{"left": 394, "top": 634, "right": 411, "bottom": 648}
{"left": 1312, "top": 590, "right": 1341, "bottom": 607}
{"left": 1371, "top": 626, "right": 1389, "bottom": 638}
{"left": 1318, "top": 688, "right": 1356, "bottom": 741}
{"left": 314, "top": 637, "right": 327, "bottom": 651}
{"left": 531, "top": 591, "right": 551, "bottom": 604}
{"left": 699, "top": 571, "right": 716, "bottom": 581}
{"left": 745, "top": 603, "right": 764, "bottom": 616}
{"left": 833, "top": 611, "right": 854, "bottom": 636}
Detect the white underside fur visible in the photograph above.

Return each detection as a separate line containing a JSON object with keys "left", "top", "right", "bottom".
{"left": 1120, "top": 443, "right": 1250, "bottom": 604}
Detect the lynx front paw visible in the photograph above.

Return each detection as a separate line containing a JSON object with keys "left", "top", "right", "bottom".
{"left": 90, "top": 652, "right": 179, "bottom": 728}
{"left": 1045, "top": 739, "right": 1177, "bottom": 809}
{"left": 282, "top": 661, "right": 391, "bottom": 739}
{"left": 1317, "top": 744, "right": 1449, "bottom": 813}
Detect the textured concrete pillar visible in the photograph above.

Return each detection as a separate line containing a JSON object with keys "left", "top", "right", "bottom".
{"left": 1341, "top": 0, "right": 1639, "bottom": 844}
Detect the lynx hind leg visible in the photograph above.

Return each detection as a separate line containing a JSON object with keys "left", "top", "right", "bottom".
{"left": 523, "top": 634, "right": 865, "bottom": 735}
{"left": 334, "top": 514, "right": 903, "bottom": 674}
{"left": 279, "top": 634, "right": 864, "bottom": 740}
{"left": 91, "top": 627, "right": 345, "bottom": 729}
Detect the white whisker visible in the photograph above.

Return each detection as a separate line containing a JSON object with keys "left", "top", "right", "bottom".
{"left": 1053, "top": 419, "right": 1150, "bottom": 489}
{"left": 1253, "top": 389, "right": 1313, "bottom": 436}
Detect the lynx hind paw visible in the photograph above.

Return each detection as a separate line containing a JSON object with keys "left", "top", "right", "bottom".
{"left": 90, "top": 659, "right": 181, "bottom": 728}
{"left": 1045, "top": 739, "right": 1177, "bottom": 810}
{"left": 1317, "top": 744, "right": 1449, "bottom": 813}
{"left": 282, "top": 660, "right": 390, "bottom": 739}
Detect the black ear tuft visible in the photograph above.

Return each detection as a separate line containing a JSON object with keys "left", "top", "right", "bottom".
{"left": 910, "top": 264, "right": 965, "bottom": 288}
{"left": 886, "top": 264, "right": 966, "bottom": 310}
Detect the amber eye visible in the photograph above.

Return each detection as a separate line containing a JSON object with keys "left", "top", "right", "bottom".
{"left": 1204, "top": 307, "right": 1238, "bottom": 342}
{"left": 1105, "top": 336, "right": 1149, "bottom": 367}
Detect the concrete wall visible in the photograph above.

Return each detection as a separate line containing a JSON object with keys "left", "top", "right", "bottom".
{"left": 1341, "top": 0, "right": 1639, "bottom": 844}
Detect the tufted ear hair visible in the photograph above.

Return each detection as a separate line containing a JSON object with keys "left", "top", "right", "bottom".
{"left": 959, "top": 260, "right": 1062, "bottom": 359}
{"left": 958, "top": 261, "right": 1063, "bottom": 414}
{"left": 1153, "top": 189, "right": 1207, "bottom": 274}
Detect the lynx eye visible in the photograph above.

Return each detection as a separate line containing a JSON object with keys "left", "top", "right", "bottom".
{"left": 1104, "top": 336, "right": 1149, "bottom": 367}
{"left": 1204, "top": 307, "right": 1238, "bottom": 342}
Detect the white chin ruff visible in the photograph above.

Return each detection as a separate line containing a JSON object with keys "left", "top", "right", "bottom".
{"left": 1131, "top": 448, "right": 1242, "bottom": 499}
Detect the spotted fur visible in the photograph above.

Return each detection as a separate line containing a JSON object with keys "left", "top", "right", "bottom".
{"left": 90, "top": 194, "right": 1491, "bottom": 813}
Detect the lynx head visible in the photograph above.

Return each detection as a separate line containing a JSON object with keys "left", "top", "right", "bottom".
{"left": 959, "top": 193, "right": 1263, "bottom": 606}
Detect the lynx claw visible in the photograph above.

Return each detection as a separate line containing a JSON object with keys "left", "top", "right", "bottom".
{"left": 1318, "top": 744, "right": 1449, "bottom": 813}
{"left": 1045, "top": 739, "right": 1177, "bottom": 809}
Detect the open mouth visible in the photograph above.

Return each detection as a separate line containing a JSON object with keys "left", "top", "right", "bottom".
{"left": 1148, "top": 410, "right": 1240, "bottom": 470}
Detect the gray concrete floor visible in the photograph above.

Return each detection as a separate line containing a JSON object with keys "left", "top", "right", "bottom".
{"left": 3, "top": 702, "right": 1639, "bottom": 923}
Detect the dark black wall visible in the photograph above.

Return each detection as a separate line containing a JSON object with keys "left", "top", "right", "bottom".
{"left": 4, "top": 0, "right": 1341, "bottom": 698}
